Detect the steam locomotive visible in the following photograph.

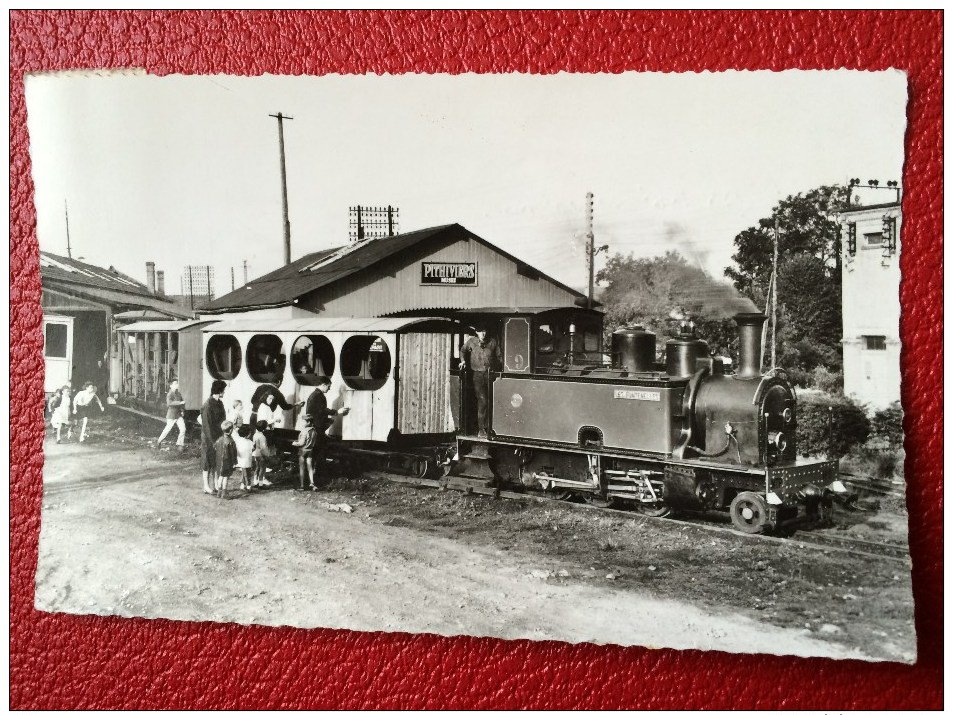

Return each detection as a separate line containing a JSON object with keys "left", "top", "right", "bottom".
{"left": 196, "top": 308, "right": 845, "bottom": 534}
{"left": 453, "top": 312, "right": 847, "bottom": 534}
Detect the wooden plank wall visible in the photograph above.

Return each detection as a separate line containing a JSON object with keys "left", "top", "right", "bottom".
{"left": 397, "top": 332, "right": 454, "bottom": 434}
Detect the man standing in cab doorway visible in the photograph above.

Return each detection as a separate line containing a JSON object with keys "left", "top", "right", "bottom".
{"left": 459, "top": 325, "right": 502, "bottom": 438}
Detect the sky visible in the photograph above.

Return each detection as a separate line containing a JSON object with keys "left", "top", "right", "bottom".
{"left": 25, "top": 70, "right": 907, "bottom": 299}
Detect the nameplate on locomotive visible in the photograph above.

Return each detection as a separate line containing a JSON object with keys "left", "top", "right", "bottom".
{"left": 613, "top": 389, "right": 661, "bottom": 401}
{"left": 421, "top": 261, "right": 478, "bottom": 286}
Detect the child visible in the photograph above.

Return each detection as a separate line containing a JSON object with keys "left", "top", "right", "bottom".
{"left": 234, "top": 424, "right": 255, "bottom": 491}
{"left": 49, "top": 385, "right": 73, "bottom": 443}
{"left": 291, "top": 414, "right": 317, "bottom": 491}
{"left": 213, "top": 420, "right": 238, "bottom": 497}
{"left": 252, "top": 419, "right": 273, "bottom": 487}
{"left": 72, "top": 383, "right": 105, "bottom": 443}
{"left": 156, "top": 377, "right": 186, "bottom": 449}
{"left": 227, "top": 399, "right": 245, "bottom": 432}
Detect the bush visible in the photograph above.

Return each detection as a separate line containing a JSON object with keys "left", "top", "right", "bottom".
{"left": 797, "top": 392, "right": 870, "bottom": 459}
{"left": 808, "top": 366, "right": 843, "bottom": 395}
{"left": 871, "top": 401, "right": 904, "bottom": 451}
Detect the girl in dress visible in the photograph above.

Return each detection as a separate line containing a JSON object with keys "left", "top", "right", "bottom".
{"left": 49, "top": 385, "right": 73, "bottom": 443}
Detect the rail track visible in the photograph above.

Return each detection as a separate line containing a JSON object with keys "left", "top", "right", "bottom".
{"left": 376, "top": 472, "right": 911, "bottom": 565}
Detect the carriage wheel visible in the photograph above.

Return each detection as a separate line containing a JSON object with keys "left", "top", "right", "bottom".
{"left": 729, "top": 491, "right": 771, "bottom": 534}
{"left": 413, "top": 457, "right": 430, "bottom": 478}
{"left": 635, "top": 502, "right": 672, "bottom": 518}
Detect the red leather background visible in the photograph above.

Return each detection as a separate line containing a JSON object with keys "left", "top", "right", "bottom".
{"left": 10, "top": 11, "right": 942, "bottom": 710}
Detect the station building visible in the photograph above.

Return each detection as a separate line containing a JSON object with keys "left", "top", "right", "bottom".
{"left": 40, "top": 252, "right": 191, "bottom": 396}
{"left": 200, "top": 223, "right": 591, "bottom": 322}
{"left": 837, "top": 201, "right": 902, "bottom": 410}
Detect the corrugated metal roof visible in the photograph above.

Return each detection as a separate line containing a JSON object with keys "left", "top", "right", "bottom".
{"left": 455, "top": 306, "right": 603, "bottom": 315}
{"left": 200, "top": 224, "right": 587, "bottom": 314}
{"left": 40, "top": 251, "right": 169, "bottom": 300}
{"left": 203, "top": 316, "right": 458, "bottom": 334}
{"left": 117, "top": 319, "right": 219, "bottom": 332}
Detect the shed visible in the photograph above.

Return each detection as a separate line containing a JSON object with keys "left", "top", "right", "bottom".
{"left": 115, "top": 319, "right": 218, "bottom": 413}
{"left": 41, "top": 252, "right": 192, "bottom": 394}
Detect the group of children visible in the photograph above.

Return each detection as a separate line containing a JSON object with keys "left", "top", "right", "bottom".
{"left": 207, "top": 419, "right": 276, "bottom": 497}
{"left": 48, "top": 382, "right": 106, "bottom": 444}
{"left": 207, "top": 414, "right": 326, "bottom": 496}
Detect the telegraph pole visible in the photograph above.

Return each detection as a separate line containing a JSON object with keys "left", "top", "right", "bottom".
{"left": 770, "top": 217, "right": 779, "bottom": 370}
{"left": 584, "top": 192, "right": 607, "bottom": 311}
{"left": 64, "top": 199, "right": 72, "bottom": 259}
{"left": 586, "top": 192, "right": 595, "bottom": 310}
{"left": 270, "top": 111, "right": 294, "bottom": 265}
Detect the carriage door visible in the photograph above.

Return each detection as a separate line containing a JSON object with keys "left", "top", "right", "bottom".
{"left": 341, "top": 334, "right": 395, "bottom": 442}
{"left": 397, "top": 332, "right": 455, "bottom": 434}
{"left": 44, "top": 316, "right": 74, "bottom": 394}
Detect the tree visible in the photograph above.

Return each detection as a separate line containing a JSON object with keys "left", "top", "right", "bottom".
{"left": 725, "top": 185, "right": 848, "bottom": 377}
{"left": 596, "top": 250, "right": 756, "bottom": 358}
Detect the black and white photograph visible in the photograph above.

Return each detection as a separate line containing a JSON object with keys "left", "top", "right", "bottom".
{"left": 28, "top": 70, "right": 913, "bottom": 662}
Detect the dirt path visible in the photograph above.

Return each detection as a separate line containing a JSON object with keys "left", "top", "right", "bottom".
{"left": 35, "top": 432, "right": 893, "bottom": 660}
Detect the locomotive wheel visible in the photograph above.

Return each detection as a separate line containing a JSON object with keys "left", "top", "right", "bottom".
{"left": 635, "top": 502, "right": 672, "bottom": 518}
{"left": 729, "top": 492, "right": 770, "bottom": 534}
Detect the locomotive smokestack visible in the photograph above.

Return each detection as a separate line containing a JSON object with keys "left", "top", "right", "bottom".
{"left": 156, "top": 270, "right": 165, "bottom": 296}
{"left": 146, "top": 261, "right": 156, "bottom": 293}
{"left": 734, "top": 312, "right": 768, "bottom": 379}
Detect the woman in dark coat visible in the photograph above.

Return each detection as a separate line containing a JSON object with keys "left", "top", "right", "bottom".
{"left": 200, "top": 380, "right": 228, "bottom": 494}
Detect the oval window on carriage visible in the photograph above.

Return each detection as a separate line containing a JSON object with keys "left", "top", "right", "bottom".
{"left": 206, "top": 335, "right": 242, "bottom": 381}
{"left": 340, "top": 335, "right": 390, "bottom": 390}
{"left": 245, "top": 334, "right": 285, "bottom": 384}
{"left": 291, "top": 335, "right": 335, "bottom": 386}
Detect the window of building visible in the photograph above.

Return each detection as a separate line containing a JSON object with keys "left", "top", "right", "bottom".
{"left": 245, "top": 334, "right": 285, "bottom": 383}
{"left": 863, "top": 231, "right": 884, "bottom": 249}
{"left": 206, "top": 335, "right": 242, "bottom": 380}
{"left": 340, "top": 335, "right": 390, "bottom": 390}
{"left": 862, "top": 335, "right": 887, "bottom": 351}
{"left": 44, "top": 322, "right": 68, "bottom": 358}
{"left": 290, "top": 335, "right": 335, "bottom": 385}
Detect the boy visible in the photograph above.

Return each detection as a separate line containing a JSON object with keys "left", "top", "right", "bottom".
{"left": 291, "top": 414, "right": 317, "bottom": 491}
{"left": 227, "top": 399, "right": 245, "bottom": 432}
{"left": 156, "top": 378, "right": 186, "bottom": 449}
{"left": 213, "top": 419, "right": 238, "bottom": 497}
{"left": 72, "top": 383, "right": 105, "bottom": 443}
{"left": 252, "top": 419, "right": 273, "bottom": 487}
{"left": 234, "top": 424, "right": 255, "bottom": 491}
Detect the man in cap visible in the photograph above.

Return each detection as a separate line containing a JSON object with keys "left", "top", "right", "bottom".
{"left": 459, "top": 325, "right": 502, "bottom": 438}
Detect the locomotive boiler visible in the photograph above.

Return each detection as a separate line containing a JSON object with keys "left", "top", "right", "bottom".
{"left": 453, "top": 312, "right": 845, "bottom": 533}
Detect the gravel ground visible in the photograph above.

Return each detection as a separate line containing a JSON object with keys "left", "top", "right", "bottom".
{"left": 34, "top": 410, "right": 915, "bottom": 662}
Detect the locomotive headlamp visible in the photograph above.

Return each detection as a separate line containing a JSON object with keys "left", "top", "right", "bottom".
{"left": 782, "top": 407, "right": 793, "bottom": 423}
{"left": 768, "top": 431, "right": 787, "bottom": 452}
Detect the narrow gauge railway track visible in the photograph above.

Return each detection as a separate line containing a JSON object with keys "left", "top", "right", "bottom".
{"left": 840, "top": 475, "right": 906, "bottom": 500}
{"left": 376, "top": 472, "right": 911, "bottom": 564}
{"left": 789, "top": 530, "right": 910, "bottom": 562}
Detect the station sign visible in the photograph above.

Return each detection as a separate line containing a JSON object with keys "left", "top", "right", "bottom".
{"left": 421, "top": 261, "right": 478, "bottom": 286}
